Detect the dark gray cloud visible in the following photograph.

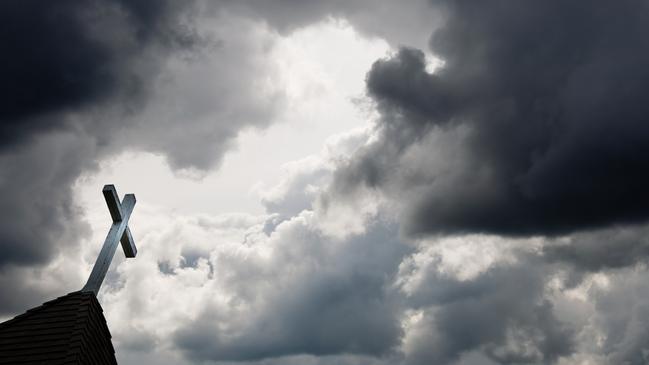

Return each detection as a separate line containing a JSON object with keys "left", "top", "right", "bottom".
{"left": 544, "top": 225, "right": 649, "bottom": 273}
{"left": 215, "top": 0, "right": 438, "bottom": 48}
{"left": 0, "top": 0, "right": 199, "bottom": 296}
{"left": 335, "top": 0, "right": 649, "bottom": 237}
{"left": 0, "top": 130, "right": 102, "bottom": 316}
{"left": 0, "top": 0, "right": 195, "bottom": 148}
{"left": 0, "top": 133, "right": 92, "bottom": 267}
{"left": 590, "top": 269, "right": 649, "bottom": 365}
{"left": 400, "top": 253, "right": 574, "bottom": 365}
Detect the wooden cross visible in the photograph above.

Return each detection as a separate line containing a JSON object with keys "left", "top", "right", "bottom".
{"left": 81, "top": 185, "right": 137, "bottom": 294}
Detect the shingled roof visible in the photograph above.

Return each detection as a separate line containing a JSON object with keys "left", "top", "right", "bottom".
{"left": 0, "top": 291, "right": 117, "bottom": 365}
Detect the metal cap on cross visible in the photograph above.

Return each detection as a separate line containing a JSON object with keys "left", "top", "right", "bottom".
{"left": 81, "top": 185, "right": 137, "bottom": 295}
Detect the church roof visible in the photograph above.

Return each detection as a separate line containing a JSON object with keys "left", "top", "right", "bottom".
{"left": 0, "top": 291, "right": 117, "bottom": 365}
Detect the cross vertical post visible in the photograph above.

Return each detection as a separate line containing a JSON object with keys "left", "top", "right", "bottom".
{"left": 81, "top": 185, "right": 137, "bottom": 295}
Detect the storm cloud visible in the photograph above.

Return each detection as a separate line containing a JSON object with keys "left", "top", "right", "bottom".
{"left": 544, "top": 225, "right": 649, "bottom": 273}
{"left": 0, "top": 0, "right": 196, "bottom": 147}
{"left": 400, "top": 254, "right": 574, "bottom": 365}
{"left": 0, "top": 0, "right": 199, "bottom": 278}
{"left": 336, "top": 0, "right": 649, "bottom": 236}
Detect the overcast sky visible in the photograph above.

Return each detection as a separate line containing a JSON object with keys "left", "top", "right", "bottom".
{"left": 3, "top": 1, "right": 649, "bottom": 364}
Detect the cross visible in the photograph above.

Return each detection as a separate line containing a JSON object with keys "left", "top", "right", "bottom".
{"left": 81, "top": 184, "right": 137, "bottom": 294}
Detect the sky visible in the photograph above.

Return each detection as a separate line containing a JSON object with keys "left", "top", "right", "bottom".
{"left": 2, "top": 1, "right": 649, "bottom": 364}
